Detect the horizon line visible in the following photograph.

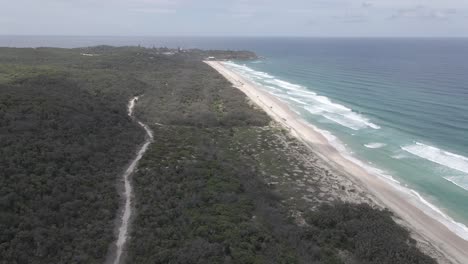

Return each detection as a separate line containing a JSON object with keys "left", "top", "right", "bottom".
{"left": 1, "top": 34, "right": 468, "bottom": 39}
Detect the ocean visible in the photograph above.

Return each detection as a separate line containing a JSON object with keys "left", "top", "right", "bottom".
{"left": 2, "top": 36, "right": 468, "bottom": 239}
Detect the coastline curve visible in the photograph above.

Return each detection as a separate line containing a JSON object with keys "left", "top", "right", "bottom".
{"left": 205, "top": 60, "right": 468, "bottom": 264}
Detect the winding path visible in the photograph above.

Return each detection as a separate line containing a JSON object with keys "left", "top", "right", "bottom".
{"left": 109, "top": 96, "right": 153, "bottom": 264}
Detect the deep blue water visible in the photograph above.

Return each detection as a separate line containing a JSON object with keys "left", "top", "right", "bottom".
{"left": 2, "top": 36, "right": 468, "bottom": 239}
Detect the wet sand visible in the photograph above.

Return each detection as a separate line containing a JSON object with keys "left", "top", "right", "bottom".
{"left": 206, "top": 60, "right": 468, "bottom": 264}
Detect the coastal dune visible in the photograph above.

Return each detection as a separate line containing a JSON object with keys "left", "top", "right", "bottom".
{"left": 206, "top": 61, "right": 468, "bottom": 264}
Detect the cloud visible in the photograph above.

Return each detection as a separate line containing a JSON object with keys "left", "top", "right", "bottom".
{"left": 2, "top": 0, "right": 468, "bottom": 36}
{"left": 333, "top": 14, "right": 369, "bottom": 23}
{"left": 287, "top": 9, "right": 317, "bottom": 14}
{"left": 47, "top": 0, "right": 187, "bottom": 10}
{"left": 389, "top": 6, "right": 458, "bottom": 20}
{"left": 131, "top": 8, "right": 176, "bottom": 14}
{"left": 362, "top": 2, "right": 373, "bottom": 8}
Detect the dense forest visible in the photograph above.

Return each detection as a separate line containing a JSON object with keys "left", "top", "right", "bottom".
{"left": 127, "top": 55, "right": 436, "bottom": 264}
{"left": 0, "top": 46, "right": 436, "bottom": 264}
{"left": 0, "top": 46, "right": 268, "bottom": 263}
{"left": 0, "top": 49, "right": 149, "bottom": 263}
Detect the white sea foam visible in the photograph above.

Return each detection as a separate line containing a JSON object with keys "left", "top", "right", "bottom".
{"left": 224, "top": 61, "right": 274, "bottom": 79}
{"left": 223, "top": 61, "right": 468, "bottom": 242}
{"left": 291, "top": 108, "right": 303, "bottom": 116}
{"left": 271, "top": 92, "right": 305, "bottom": 103}
{"left": 252, "top": 71, "right": 274, "bottom": 79}
{"left": 296, "top": 93, "right": 380, "bottom": 130}
{"left": 392, "top": 153, "right": 408, "bottom": 159}
{"left": 314, "top": 114, "right": 468, "bottom": 241}
{"left": 286, "top": 89, "right": 380, "bottom": 130}
{"left": 407, "top": 189, "right": 468, "bottom": 240}
{"left": 287, "top": 90, "right": 317, "bottom": 97}
{"left": 444, "top": 176, "right": 468, "bottom": 191}
{"left": 364, "top": 142, "right": 387, "bottom": 149}
{"left": 320, "top": 132, "right": 468, "bottom": 241}
{"left": 286, "top": 97, "right": 308, "bottom": 105}
{"left": 223, "top": 61, "right": 380, "bottom": 130}
{"left": 303, "top": 106, "right": 380, "bottom": 130}
{"left": 311, "top": 125, "right": 399, "bottom": 184}
{"left": 402, "top": 142, "right": 468, "bottom": 174}
{"left": 322, "top": 114, "right": 363, "bottom": 130}
{"left": 265, "top": 78, "right": 305, "bottom": 91}
{"left": 306, "top": 126, "right": 468, "bottom": 241}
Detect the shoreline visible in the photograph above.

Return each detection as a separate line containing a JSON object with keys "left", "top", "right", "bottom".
{"left": 206, "top": 60, "right": 468, "bottom": 264}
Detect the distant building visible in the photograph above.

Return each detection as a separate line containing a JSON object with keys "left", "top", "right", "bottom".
{"left": 80, "top": 53, "right": 99, "bottom": 57}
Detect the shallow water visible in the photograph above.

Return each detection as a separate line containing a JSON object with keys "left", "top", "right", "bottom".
{"left": 220, "top": 39, "right": 468, "bottom": 240}
{"left": 3, "top": 36, "right": 468, "bottom": 240}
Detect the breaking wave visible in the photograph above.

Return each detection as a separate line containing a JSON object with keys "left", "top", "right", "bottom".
{"left": 402, "top": 142, "right": 468, "bottom": 174}
{"left": 364, "top": 142, "right": 387, "bottom": 149}
{"left": 444, "top": 176, "right": 468, "bottom": 191}
{"left": 223, "top": 60, "right": 468, "bottom": 241}
{"left": 223, "top": 61, "right": 380, "bottom": 131}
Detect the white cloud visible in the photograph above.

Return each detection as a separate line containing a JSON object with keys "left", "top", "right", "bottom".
{"left": 362, "top": 2, "right": 373, "bottom": 8}
{"left": 2, "top": 0, "right": 468, "bottom": 36}
{"left": 333, "top": 14, "right": 369, "bottom": 23}
{"left": 389, "top": 6, "right": 459, "bottom": 20}
{"left": 131, "top": 8, "right": 176, "bottom": 14}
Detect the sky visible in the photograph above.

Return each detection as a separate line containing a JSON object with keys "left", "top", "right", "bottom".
{"left": 1, "top": 0, "right": 468, "bottom": 37}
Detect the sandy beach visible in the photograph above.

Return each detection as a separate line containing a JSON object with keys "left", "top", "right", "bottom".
{"left": 206, "top": 60, "right": 468, "bottom": 264}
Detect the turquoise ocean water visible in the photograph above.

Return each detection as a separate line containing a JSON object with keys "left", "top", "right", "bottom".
{"left": 222, "top": 39, "right": 468, "bottom": 240}
{"left": 2, "top": 36, "right": 468, "bottom": 240}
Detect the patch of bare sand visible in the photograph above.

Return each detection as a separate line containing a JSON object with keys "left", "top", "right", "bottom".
{"left": 206, "top": 60, "right": 468, "bottom": 264}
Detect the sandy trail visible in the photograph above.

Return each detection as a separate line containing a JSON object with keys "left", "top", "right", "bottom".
{"left": 206, "top": 61, "right": 468, "bottom": 264}
{"left": 108, "top": 96, "right": 153, "bottom": 264}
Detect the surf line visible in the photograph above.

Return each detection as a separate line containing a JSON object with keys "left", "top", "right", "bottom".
{"left": 109, "top": 96, "right": 154, "bottom": 264}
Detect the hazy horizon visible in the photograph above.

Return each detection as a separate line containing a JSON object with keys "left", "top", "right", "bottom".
{"left": 2, "top": 0, "right": 468, "bottom": 37}
{"left": 2, "top": 35, "right": 468, "bottom": 38}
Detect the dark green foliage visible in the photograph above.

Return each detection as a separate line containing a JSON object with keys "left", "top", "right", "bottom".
{"left": 126, "top": 48, "right": 435, "bottom": 263}
{"left": 0, "top": 46, "right": 265, "bottom": 263}
{"left": 136, "top": 60, "right": 268, "bottom": 128}
{"left": 127, "top": 129, "right": 436, "bottom": 264}
{"left": 0, "top": 50, "right": 145, "bottom": 263}
{"left": 0, "top": 46, "right": 436, "bottom": 264}
{"left": 128, "top": 127, "right": 308, "bottom": 264}
{"left": 305, "top": 203, "right": 435, "bottom": 264}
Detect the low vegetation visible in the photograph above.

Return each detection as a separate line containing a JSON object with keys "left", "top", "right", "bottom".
{"left": 0, "top": 46, "right": 435, "bottom": 264}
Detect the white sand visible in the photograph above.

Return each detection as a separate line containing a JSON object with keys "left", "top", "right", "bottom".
{"left": 110, "top": 97, "right": 153, "bottom": 264}
{"left": 206, "top": 61, "right": 468, "bottom": 264}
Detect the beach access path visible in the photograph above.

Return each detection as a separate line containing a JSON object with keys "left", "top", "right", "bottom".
{"left": 106, "top": 96, "right": 154, "bottom": 264}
